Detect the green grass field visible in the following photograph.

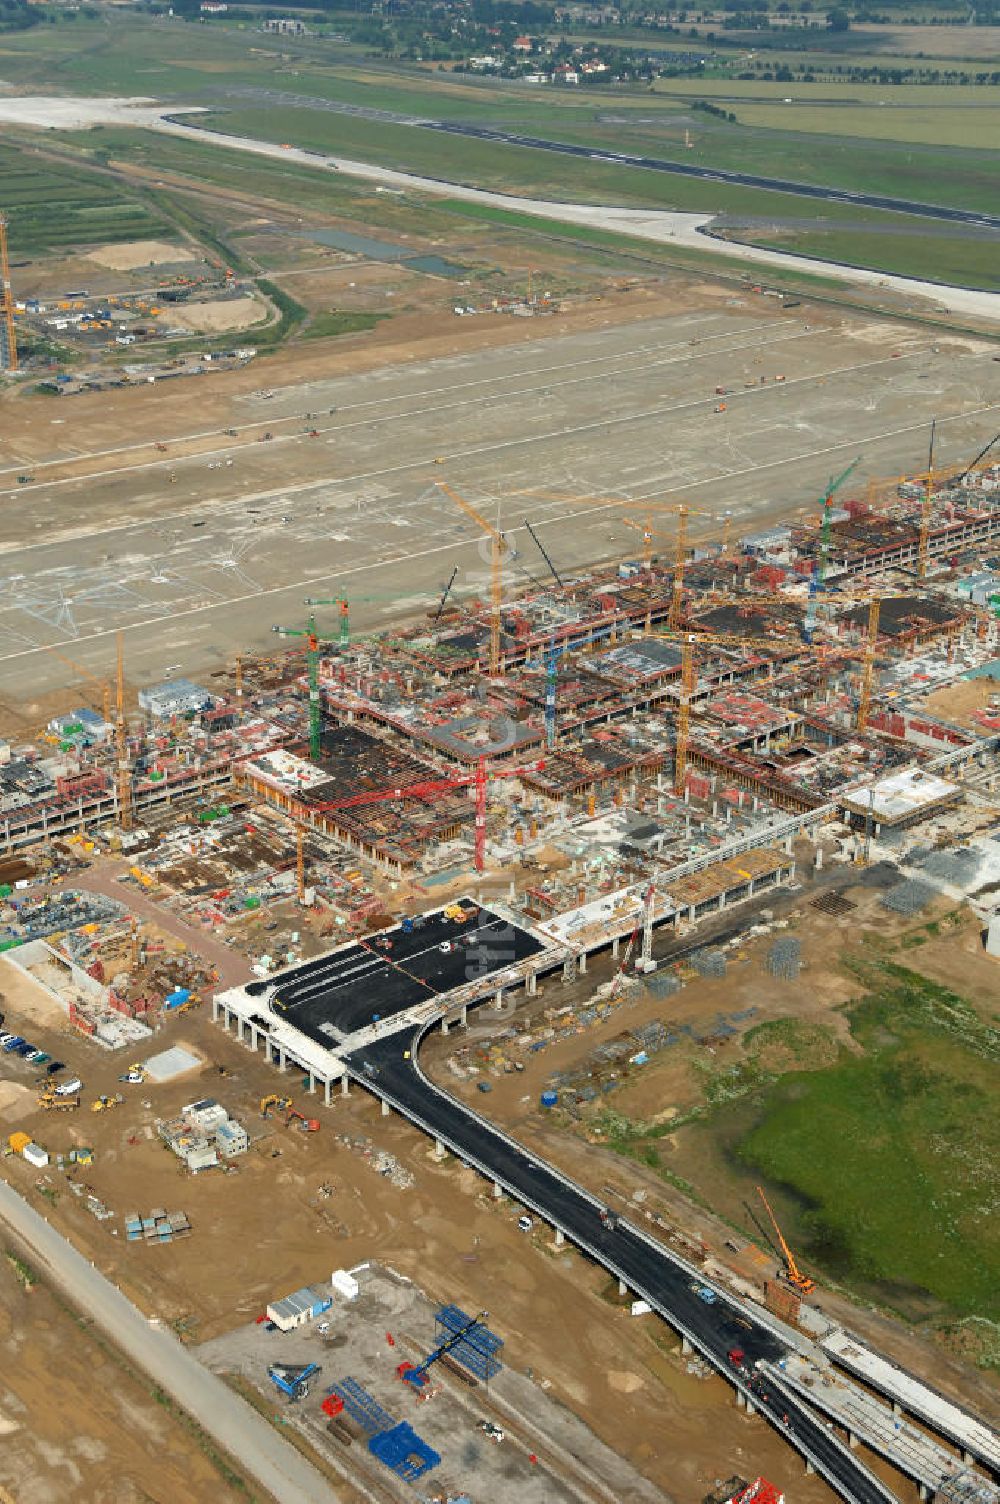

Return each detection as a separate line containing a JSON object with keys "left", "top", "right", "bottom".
{"left": 738, "top": 957, "right": 1000, "bottom": 1322}
{"left": 736, "top": 225, "right": 1000, "bottom": 291}
{"left": 0, "top": 142, "right": 172, "bottom": 256}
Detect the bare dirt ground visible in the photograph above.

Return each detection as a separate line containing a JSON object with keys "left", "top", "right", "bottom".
{"left": 167, "top": 295, "right": 268, "bottom": 333}
{"left": 921, "top": 674, "right": 1000, "bottom": 729}
{"left": 85, "top": 239, "right": 197, "bottom": 270}
{"left": 0, "top": 1248, "right": 245, "bottom": 1503}
{"left": 850, "top": 22, "right": 1000, "bottom": 57}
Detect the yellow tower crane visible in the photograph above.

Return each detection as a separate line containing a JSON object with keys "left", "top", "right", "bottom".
{"left": 437, "top": 481, "right": 507, "bottom": 675}
{"left": 0, "top": 213, "right": 17, "bottom": 374}
{"left": 115, "top": 630, "right": 132, "bottom": 832}
{"left": 856, "top": 596, "right": 882, "bottom": 734}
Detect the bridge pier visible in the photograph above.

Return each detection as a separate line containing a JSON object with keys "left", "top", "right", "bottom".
{"left": 618, "top": 1278, "right": 627, "bottom": 1297}
{"left": 212, "top": 998, "right": 220, "bottom": 1023}
{"left": 527, "top": 972, "right": 537, "bottom": 997}
{"left": 460, "top": 1004, "right": 468, "bottom": 1026}
{"left": 745, "top": 1400, "right": 756, "bottom": 1418}
{"left": 493, "top": 1181, "right": 503, "bottom": 1199}
{"left": 849, "top": 1432, "right": 858, "bottom": 1450}
{"left": 324, "top": 1078, "right": 331, "bottom": 1107}
{"left": 277, "top": 1047, "right": 286, "bottom": 1072}
{"left": 554, "top": 1228, "right": 565, "bottom": 1247}
{"left": 682, "top": 1336, "right": 692, "bottom": 1356}
{"left": 578, "top": 952, "right": 587, "bottom": 974}
{"left": 236, "top": 1016, "right": 244, "bottom": 1043}
{"left": 307, "top": 1070, "right": 315, "bottom": 1094}
{"left": 434, "top": 1138, "right": 446, "bottom": 1160}
{"left": 736, "top": 1390, "right": 745, "bottom": 1409}
{"left": 341, "top": 1075, "right": 350, "bottom": 1098}
{"left": 249, "top": 1024, "right": 259, "bottom": 1051}
{"left": 381, "top": 1098, "right": 390, "bottom": 1118}
{"left": 441, "top": 1017, "right": 449, "bottom": 1036}
{"left": 265, "top": 1038, "right": 273, "bottom": 1064}
{"left": 612, "top": 937, "right": 620, "bottom": 959}
{"left": 804, "top": 1460, "right": 815, "bottom": 1477}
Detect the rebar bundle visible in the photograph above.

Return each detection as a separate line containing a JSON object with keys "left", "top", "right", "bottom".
{"left": 764, "top": 936, "right": 801, "bottom": 980}
{"left": 881, "top": 878, "right": 936, "bottom": 915}
{"left": 691, "top": 947, "right": 728, "bottom": 978}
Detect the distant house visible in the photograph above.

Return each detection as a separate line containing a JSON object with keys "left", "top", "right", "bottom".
{"left": 263, "top": 16, "right": 308, "bottom": 34}
{"left": 200, "top": 1, "right": 228, "bottom": 13}
{"left": 513, "top": 34, "right": 533, "bottom": 51}
{"left": 553, "top": 63, "right": 580, "bottom": 84}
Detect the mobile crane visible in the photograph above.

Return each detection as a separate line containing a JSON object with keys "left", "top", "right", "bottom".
{"left": 756, "top": 1185, "right": 815, "bottom": 1295}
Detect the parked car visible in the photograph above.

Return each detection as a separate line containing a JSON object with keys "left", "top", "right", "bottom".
{"left": 2, "top": 1037, "right": 26, "bottom": 1052}
{"left": 13, "top": 1042, "right": 35, "bottom": 1056}
{"left": 46, "top": 1061, "right": 66, "bottom": 1075}
{"left": 517, "top": 1215, "right": 534, "bottom": 1233}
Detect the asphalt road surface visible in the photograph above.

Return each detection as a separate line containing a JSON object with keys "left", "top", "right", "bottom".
{"left": 426, "top": 120, "right": 1000, "bottom": 229}
{"left": 0, "top": 1177, "right": 342, "bottom": 1504}
{"left": 346, "top": 1026, "right": 899, "bottom": 1504}
{"left": 248, "top": 904, "right": 542, "bottom": 1043}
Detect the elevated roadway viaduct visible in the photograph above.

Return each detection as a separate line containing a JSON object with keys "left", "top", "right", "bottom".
{"left": 343, "top": 1023, "right": 899, "bottom": 1504}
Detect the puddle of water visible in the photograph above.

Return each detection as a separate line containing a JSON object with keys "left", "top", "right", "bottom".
{"left": 299, "top": 230, "right": 470, "bottom": 278}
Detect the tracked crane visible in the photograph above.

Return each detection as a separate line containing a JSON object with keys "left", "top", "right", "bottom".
{"left": 756, "top": 1185, "right": 815, "bottom": 1294}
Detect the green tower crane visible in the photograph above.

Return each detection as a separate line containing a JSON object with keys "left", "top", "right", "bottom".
{"left": 271, "top": 610, "right": 334, "bottom": 762}
{"left": 304, "top": 596, "right": 350, "bottom": 650}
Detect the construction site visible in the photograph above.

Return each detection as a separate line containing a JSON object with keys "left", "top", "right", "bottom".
{"left": 2, "top": 209, "right": 1000, "bottom": 1503}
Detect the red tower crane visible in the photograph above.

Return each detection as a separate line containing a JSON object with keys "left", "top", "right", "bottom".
{"left": 307, "top": 757, "right": 544, "bottom": 873}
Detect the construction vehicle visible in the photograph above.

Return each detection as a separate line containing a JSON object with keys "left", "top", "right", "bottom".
{"left": 119, "top": 1063, "right": 147, "bottom": 1084}
{"left": 396, "top": 1309, "right": 490, "bottom": 1389}
{"left": 91, "top": 1093, "right": 124, "bottom": 1113}
{"left": 756, "top": 1185, "right": 815, "bottom": 1294}
{"left": 260, "top": 1094, "right": 293, "bottom": 1118}
{"left": 39, "top": 1093, "right": 80, "bottom": 1111}
{"left": 285, "top": 1108, "right": 320, "bottom": 1133}
{"left": 268, "top": 1362, "right": 320, "bottom": 1402}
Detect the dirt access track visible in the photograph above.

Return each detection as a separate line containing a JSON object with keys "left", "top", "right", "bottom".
{"left": 1, "top": 285, "right": 997, "bottom": 707}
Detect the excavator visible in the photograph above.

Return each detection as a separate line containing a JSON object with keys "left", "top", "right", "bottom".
{"left": 285, "top": 1107, "right": 320, "bottom": 1134}
{"left": 756, "top": 1186, "right": 815, "bottom": 1295}
{"left": 260, "top": 1094, "right": 292, "bottom": 1119}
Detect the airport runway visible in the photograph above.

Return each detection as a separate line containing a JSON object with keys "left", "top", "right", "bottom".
{"left": 0, "top": 309, "right": 997, "bottom": 702}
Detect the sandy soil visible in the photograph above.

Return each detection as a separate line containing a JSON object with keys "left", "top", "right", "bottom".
{"left": 921, "top": 674, "right": 1000, "bottom": 729}
{"left": 87, "top": 239, "right": 196, "bottom": 271}
{"left": 167, "top": 296, "right": 267, "bottom": 333}
{"left": 0, "top": 1252, "right": 246, "bottom": 1504}
{"left": 0, "top": 1081, "right": 37, "bottom": 1125}
{"left": 0, "top": 955, "right": 70, "bottom": 1027}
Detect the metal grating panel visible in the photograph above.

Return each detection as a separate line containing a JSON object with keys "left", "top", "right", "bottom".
{"left": 327, "top": 1377, "right": 394, "bottom": 1435}
{"left": 434, "top": 1305, "right": 503, "bottom": 1381}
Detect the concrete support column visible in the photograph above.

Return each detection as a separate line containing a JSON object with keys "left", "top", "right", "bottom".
{"left": 815, "top": 846, "right": 824, "bottom": 871}
{"left": 963, "top": 1452, "right": 973, "bottom": 1466}
{"left": 381, "top": 1098, "right": 390, "bottom": 1118}
{"left": 278, "top": 1048, "right": 286, "bottom": 1072}
{"left": 434, "top": 1138, "right": 446, "bottom": 1160}
{"left": 618, "top": 1278, "right": 627, "bottom": 1297}
{"left": 682, "top": 1336, "right": 692, "bottom": 1356}
{"left": 612, "top": 937, "right": 620, "bottom": 959}
{"left": 236, "top": 1016, "right": 244, "bottom": 1043}
{"left": 494, "top": 1181, "right": 503, "bottom": 1199}
{"left": 745, "top": 1400, "right": 756, "bottom": 1417}
{"left": 212, "top": 998, "right": 220, "bottom": 1023}
{"left": 441, "top": 1017, "right": 449, "bottom": 1036}
{"left": 784, "top": 834, "right": 793, "bottom": 854}
{"left": 554, "top": 1228, "right": 564, "bottom": 1247}
{"left": 849, "top": 1433, "right": 858, "bottom": 1451}
{"left": 805, "top": 1461, "right": 815, "bottom": 1477}
{"left": 892, "top": 1401, "right": 902, "bottom": 1418}
{"left": 264, "top": 1038, "right": 272, "bottom": 1064}
{"left": 460, "top": 1005, "right": 468, "bottom": 1026}
{"left": 736, "top": 1390, "right": 745, "bottom": 1410}
{"left": 307, "top": 1071, "right": 315, "bottom": 1095}
{"left": 527, "top": 972, "right": 537, "bottom": 997}
{"left": 918, "top": 1486, "right": 929, "bottom": 1502}
{"left": 250, "top": 1025, "right": 258, "bottom": 1052}
{"left": 324, "top": 1078, "right": 331, "bottom": 1107}
{"left": 578, "top": 951, "right": 587, "bottom": 975}
{"left": 341, "top": 1075, "right": 350, "bottom": 1098}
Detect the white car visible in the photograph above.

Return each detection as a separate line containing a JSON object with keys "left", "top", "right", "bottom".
{"left": 517, "top": 1215, "right": 533, "bottom": 1233}
{"left": 55, "top": 1077, "right": 83, "bottom": 1097}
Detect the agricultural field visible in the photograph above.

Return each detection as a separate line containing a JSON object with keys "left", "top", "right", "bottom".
{"left": 0, "top": 142, "right": 174, "bottom": 258}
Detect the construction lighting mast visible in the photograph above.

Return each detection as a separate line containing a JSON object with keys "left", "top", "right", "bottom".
{"left": 0, "top": 213, "right": 17, "bottom": 374}
{"left": 438, "top": 482, "right": 506, "bottom": 675}
{"left": 756, "top": 1185, "right": 815, "bottom": 1294}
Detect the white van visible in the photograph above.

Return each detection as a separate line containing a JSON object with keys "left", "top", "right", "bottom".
{"left": 55, "top": 1077, "right": 82, "bottom": 1097}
